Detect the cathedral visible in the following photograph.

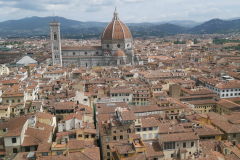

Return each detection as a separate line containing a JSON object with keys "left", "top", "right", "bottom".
{"left": 49, "top": 8, "right": 140, "bottom": 68}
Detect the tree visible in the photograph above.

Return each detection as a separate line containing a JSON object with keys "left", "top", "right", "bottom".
{"left": 194, "top": 39, "right": 198, "bottom": 44}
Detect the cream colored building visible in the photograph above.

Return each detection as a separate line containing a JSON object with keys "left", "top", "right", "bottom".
{"left": 0, "top": 105, "right": 10, "bottom": 119}
{"left": 135, "top": 117, "right": 159, "bottom": 140}
{"left": 159, "top": 132, "right": 199, "bottom": 160}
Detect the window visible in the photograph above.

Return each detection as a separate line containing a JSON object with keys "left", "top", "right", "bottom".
{"left": 6, "top": 100, "right": 9, "bottom": 103}
{"left": 113, "top": 136, "right": 116, "bottom": 140}
{"left": 164, "top": 142, "right": 175, "bottom": 150}
{"left": 136, "top": 128, "right": 141, "bottom": 132}
{"left": 78, "top": 134, "right": 82, "bottom": 138}
{"left": 120, "top": 135, "right": 123, "bottom": 139}
{"left": 191, "top": 142, "right": 194, "bottom": 147}
{"left": 171, "top": 153, "right": 174, "bottom": 158}
{"left": 107, "top": 44, "right": 109, "bottom": 48}
{"left": 233, "top": 134, "right": 236, "bottom": 138}
{"left": 96, "top": 52, "right": 98, "bottom": 54}
{"left": 18, "top": 99, "right": 20, "bottom": 102}
{"left": 13, "top": 148, "right": 18, "bottom": 153}
{"left": 120, "top": 130, "right": 123, "bottom": 132}
{"left": 117, "top": 44, "right": 120, "bottom": 48}
{"left": 149, "top": 127, "right": 153, "bottom": 131}
{"left": 73, "top": 52, "right": 75, "bottom": 55}
{"left": 143, "top": 134, "right": 146, "bottom": 139}
{"left": 91, "top": 134, "right": 95, "bottom": 138}
{"left": 127, "top": 128, "right": 131, "bottom": 133}
{"left": 3, "top": 129, "right": 6, "bottom": 132}
{"left": 85, "top": 52, "right": 87, "bottom": 55}
{"left": 124, "top": 121, "right": 128, "bottom": 124}
{"left": 113, "top": 131, "right": 116, "bottom": 133}
{"left": 12, "top": 138, "right": 17, "bottom": 143}
{"left": 83, "top": 98, "right": 87, "bottom": 101}
{"left": 85, "top": 135, "right": 89, "bottom": 139}
{"left": 143, "top": 128, "right": 147, "bottom": 131}
{"left": 106, "top": 137, "right": 110, "bottom": 142}
{"left": 12, "top": 99, "right": 15, "bottom": 103}
{"left": 155, "top": 133, "right": 158, "bottom": 138}
{"left": 124, "top": 154, "right": 128, "bottom": 157}
{"left": 57, "top": 151, "right": 63, "bottom": 155}
{"left": 183, "top": 142, "right": 186, "bottom": 148}
{"left": 42, "top": 153, "right": 48, "bottom": 156}
{"left": 149, "top": 133, "right": 152, "bottom": 139}
{"left": 107, "top": 145, "right": 110, "bottom": 150}
{"left": 107, "top": 152, "right": 110, "bottom": 157}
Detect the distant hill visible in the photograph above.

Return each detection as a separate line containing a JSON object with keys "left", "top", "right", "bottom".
{"left": 0, "top": 16, "right": 108, "bottom": 36}
{"left": 188, "top": 18, "right": 240, "bottom": 34}
{"left": 1, "top": 16, "right": 240, "bottom": 37}
{"left": 0, "top": 16, "right": 189, "bottom": 37}
{"left": 154, "top": 20, "right": 202, "bottom": 28}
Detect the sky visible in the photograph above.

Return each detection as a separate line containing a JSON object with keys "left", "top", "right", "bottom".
{"left": 0, "top": 0, "right": 239, "bottom": 23}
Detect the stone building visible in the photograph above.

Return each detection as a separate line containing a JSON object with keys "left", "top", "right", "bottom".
{"left": 98, "top": 107, "right": 136, "bottom": 160}
{"left": 50, "top": 8, "right": 138, "bottom": 68}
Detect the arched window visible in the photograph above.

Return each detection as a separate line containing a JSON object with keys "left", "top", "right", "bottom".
{"left": 127, "top": 128, "right": 131, "bottom": 133}
{"left": 54, "top": 33, "right": 57, "bottom": 40}
{"left": 13, "top": 148, "right": 18, "bottom": 153}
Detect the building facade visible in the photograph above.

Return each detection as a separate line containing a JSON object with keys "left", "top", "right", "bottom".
{"left": 50, "top": 8, "right": 138, "bottom": 68}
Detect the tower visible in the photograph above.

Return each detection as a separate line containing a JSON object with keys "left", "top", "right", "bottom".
{"left": 169, "top": 84, "right": 181, "bottom": 100}
{"left": 50, "top": 21, "right": 62, "bottom": 66}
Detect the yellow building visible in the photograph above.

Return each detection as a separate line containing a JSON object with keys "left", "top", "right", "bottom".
{"left": 76, "top": 128, "right": 97, "bottom": 141}
{"left": 110, "top": 134, "right": 147, "bottom": 160}
{"left": 216, "top": 99, "right": 239, "bottom": 115}
{"left": 186, "top": 99, "right": 216, "bottom": 114}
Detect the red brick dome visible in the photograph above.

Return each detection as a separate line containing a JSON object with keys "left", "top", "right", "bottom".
{"left": 113, "top": 50, "right": 126, "bottom": 57}
{"left": 102, "top": 8, "right": 132, "bottom": 40}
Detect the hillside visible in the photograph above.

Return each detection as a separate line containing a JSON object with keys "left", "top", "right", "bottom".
{"left": 188, "top": 18, "right": 240, "bottom": 34}
{"left": 1, "top": 16, "right": 240, "bottom": 37}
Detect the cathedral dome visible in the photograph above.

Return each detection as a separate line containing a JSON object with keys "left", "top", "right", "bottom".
{"left": 102, "top": 8, "right": 132, "bottom": 40}
{"left": 113, "top": 50, "right": 126, "bottom": 57}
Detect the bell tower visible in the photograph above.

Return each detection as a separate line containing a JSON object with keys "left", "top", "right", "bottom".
{"left": 50, "top": 21, "right": 62, "bottom": 66}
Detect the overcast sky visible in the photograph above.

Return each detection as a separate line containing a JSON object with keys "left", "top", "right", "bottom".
{"left": 0, "top": 0, "right": 239, "bottom": 23}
